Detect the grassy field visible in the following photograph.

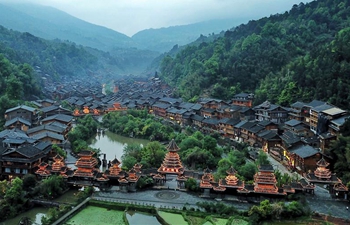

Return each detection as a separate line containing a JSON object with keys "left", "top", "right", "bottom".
{"left": 64, "top": 205, "right": 125, "bottom": 225}
{"left": 158, "top": 211, "right": 188, "bottom": 225}
{"left": 212, "top": 218, "right": 228, "bottom": 225}
{"left": 186, "top": 216, "right": 206, "bottom": 225}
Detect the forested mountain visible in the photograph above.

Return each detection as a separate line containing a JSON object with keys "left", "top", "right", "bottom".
{"left": 132, "top": 19, "right": 245, "bottom": 53}
{"left": 0, "top": 25, "right": 115, "bottom": 78}
{"left": 0, "top": 2, "right": 241, "bottom": 54}
{"left": 0, "top": 2, "right": 135, "bottom": 51}
{"left": 159, "top": 0, "right": 350, "bottom": 109}
{"left": 0, "top": 24, "right": 162, "bottom": 79}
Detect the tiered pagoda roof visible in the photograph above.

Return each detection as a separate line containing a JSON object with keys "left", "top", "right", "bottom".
{"left": 200, "top": 168, "right": 214, "bottom": 189}
{"left": 105, "top": 157, "right": 123, "bottom": 179}
{"left": 133, "top": 163, "right": 142, "bottom": 173}
{"left": 314, "top": 157, "right": 332, "bottom": 180}
{"left": 35, "top": 155, "right": 72, "bottom": 178}
{"left": 306, "top": 157, "right": 345, "bottom": 185}
{"left": 51, "top": 155, "right": 66, "bottom": 173}
{"left": 158, "top": 139, "right": 184, "bottom": 174}
{"left": 254, "top": 165, "right": 284, "bottom": 195}
{"left": 127, "top": 168, "right": 140, "bottom": 183}
{"left": 35, "top": 162, "right": 51, "bottom": 177}
{"left": 73, "top": 150, "right": 98, "bottom": 178}
{"left": 220, "top": 166, "right": 244, "bottom": 188}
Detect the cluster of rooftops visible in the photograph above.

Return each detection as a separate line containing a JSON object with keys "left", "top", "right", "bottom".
{"left": 0, "top": 77, "right": 348, "bottom": 196}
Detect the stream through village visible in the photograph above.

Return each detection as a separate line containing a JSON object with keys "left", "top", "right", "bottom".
{"left": 1, "top": 131, "right": 148, "bottom": 225}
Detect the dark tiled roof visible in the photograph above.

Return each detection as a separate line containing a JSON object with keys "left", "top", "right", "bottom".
{"left": 31, "top": 132, "right": 65, "bottom": 141}
{"left": 290, "top": 101, "right": 306, "bottom": 109}
{"left": 312, "top": 104, "right": 333, "bottom": 112}
{"left": 191, "top": 114, "right": 204, "bottom": 122}
{"left": 258, "top": 120, "right": 275, "bottom": 127}
{"left": 27, "top": 124, "right": 65, "bottom": 134}
{"left": 152, "top": 102, "right": 171, "bottom": 109}
{"left": 248, "top": 125, "right": 264, "bottom": 133}
{"left": 258, "top": 130, "right": 280, "bottom": 140}
{"left": 331, "top": 115, "right": 350, "bottom": 126}
{"left": 234, "top": 120, "right": 248, "bottom": 128}
{"left": 306, "top": 100, "right": 326, "bottom": 108}
{"left": 290, "top": 145, "right": 319, "bottom": 159}
{"left": 0, "top": 128, "right": 29, "bottom": 139}
{"left": 285, "top": 119, "right": 302, "bottom": 127}
{"left": 4, "top": 117, "right": 31, "bottom": 127}
{"left": 280, "top": 131, "right": 301, "bottom": 146}
{"left": 5, "top": 105, "right": 36, "bottom": 114}
{"left": 241, "top": 121, "right": 257, "bottom": 129}
{"left": 42, "top": 114, "right": 73, "bottom": 123}
{"left": 233, "top": 92, "right": 250, "bottom": 98}
{"left": 202, "top": 118, "right": 219, "bottom": 125}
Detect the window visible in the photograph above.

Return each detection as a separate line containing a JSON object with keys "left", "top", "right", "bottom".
{"left": 15, "top": 168, "right": 20, "bottom": 174}
{"left": 5, "top": 168, "right": 10, "bottom": 173}
{"left": 22, "top": 169, "right": 28, "bottom": 174}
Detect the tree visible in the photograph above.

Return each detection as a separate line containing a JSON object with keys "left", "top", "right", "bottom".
{"left": 5, "top": 177, "right": 24, "bottom": 204}
{"left": 40, "top": 175, "right": 65, "bottom": 198}
{"left": 141, "top": 141, "right": 166, "bottom": 168}
{"left": 185, "top": 178, "right": 200, "bottom": 192}
{"left": 239, "top": 163, "right": 257, "bottom": 181}
{"left": 0, "top": 180, "right": 9, "bottom": 198}
{"left": 121, "top": 155, "right": 137, "bottom": 170}
{"left": 52, "top": 144, "right": 67, "bottom": 158}
{"left": 256, "top": 150, "right": 271, "bottom": 166}
{"left": 22, "top": 174, "right": 37, "bottom": 191}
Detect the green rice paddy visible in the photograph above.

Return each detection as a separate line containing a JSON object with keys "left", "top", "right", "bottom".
{"left": 64, "top": 205, "right": 125, "bottom": 225}
{"left": 158, "top": 211, "right": 188, "bottom": 225}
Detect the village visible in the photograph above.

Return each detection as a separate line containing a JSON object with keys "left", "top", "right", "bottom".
{"left": 0, "top": 75, "right": 349, "bottom": 205}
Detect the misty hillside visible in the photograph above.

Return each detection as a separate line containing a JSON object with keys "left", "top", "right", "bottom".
{"left": 0, "top": 2, "right": 247, "bottom": 55}
{"left": 0, "top": 2, "right": 136, "bottom": 51}
{"left": 132, "top": 18, "right": 246, "bottom": 53}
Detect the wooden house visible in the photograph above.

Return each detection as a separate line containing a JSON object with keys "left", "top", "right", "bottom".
{"left": 288, "top": 101, "right": 306, "bottom": 121}
{"left": 4, "top": 105, "right": 39, "bottom": 126}
{"left": 239, "top": 107, "right": 256, "bottom": 121}
{"left": 218, "top": 118, "right": 240, "bottom": 139}
{"left": 151, "top": 102, "right": 170, "bottom": 118}
{"left": 199, "top": 98, "right": 228, "bottom": 109}
{"left": 41, "top": 114, "right": 73, "bottom": 129}
{"left": 254, "top": 101, "right": 289, "bottom": 124}
{"left": 231, "top": 93, "right": 254, "bottom": 108}
{"left": 257, "top": 130, "right": 281, "bottom": 155}
{"left": 4, "top": 117, "right": 31, "bottom": 131}
{"left": 0, "top": 142, "right": 51, "bottom": 179}
{"left": 288, "top": 145, "right": 321, "bottom": 173}
{"left": 40, "top": 105, "right": 72, "bottom": 118}
{"left": 284, "top": 119, "right": 309, "bottom": 137}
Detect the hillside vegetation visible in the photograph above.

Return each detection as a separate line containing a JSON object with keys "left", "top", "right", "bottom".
{"left": 159, "top": 0, "right": 350, "bottom": 109}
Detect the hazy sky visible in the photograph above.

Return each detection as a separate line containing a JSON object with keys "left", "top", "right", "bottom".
{"left": 4, "top": 0, "right": 313, "bottom": 36}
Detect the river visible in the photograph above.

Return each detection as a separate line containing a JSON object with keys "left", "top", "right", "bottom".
{"left": 0, "top": 190, "right": 78, "bottom": 225}
{"left": 88, "top": 130, "right": 149, "bottom": 167}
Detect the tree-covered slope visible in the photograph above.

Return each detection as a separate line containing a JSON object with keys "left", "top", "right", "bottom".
{"left": 159, "top": 0, "right": 350, "bottom": 109}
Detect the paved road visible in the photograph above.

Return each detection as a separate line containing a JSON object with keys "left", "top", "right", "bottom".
{"left": 267, "top": 153, "right": 350, "bottom": 220}
{"left": 93, "top": 189, "right": 253, "bottom": 211}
